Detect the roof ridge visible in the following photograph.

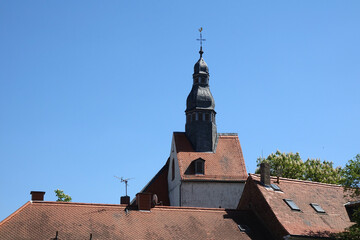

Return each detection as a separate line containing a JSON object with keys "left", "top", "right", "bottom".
{"left": 31, "top": 201, "right": 127, "bottom": 208}
{"left": 0, "top": 201, "right": 30, "bottom": 226}
{"left": 154, "top": 205, "right": 228, "bottom": 212}
{"left": 250, "top": 173, "right": 343, "bottom": 188}
{"left": 218, "top": 133, "right": 238, "bottom": 136}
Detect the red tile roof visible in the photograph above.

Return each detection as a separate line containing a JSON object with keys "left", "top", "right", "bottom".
{"left": 174, "top": 132, "right": 247, "bottom": 181}
{"left": 238, "top": 174, "right": 358, "bottom": 238}
{"left": 0, "top": 201, "right": 271, "bottom": 239}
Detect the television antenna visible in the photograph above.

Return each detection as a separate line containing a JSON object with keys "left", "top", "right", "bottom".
{"left": 114, "top": 176, "right": 133, "bottom": 196}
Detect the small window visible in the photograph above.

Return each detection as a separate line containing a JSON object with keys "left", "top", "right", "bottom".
{"left": 271, "top": 184, "right": 282, "bottom": 191}
{"left": 171, "top": 159, "right": 175, "bottom": 181}
{"left": 194, "top": 78, "right": 199, "bottom": 84}
{"left": 310, "top": 203, "right": 325, "bottom": 213}
{"left": 195, "top": 159, "right": 204, "bottom": 175}
{"left": 187, "top": 114, "right": 191, "bottom": 123}
{"left": 284, "top": 199, "right": 300, "bottom": 211}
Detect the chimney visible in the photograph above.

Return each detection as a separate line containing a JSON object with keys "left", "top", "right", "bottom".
{"left": 260, "top": 162, "right": 270, "bottom": 186}
{"left": 136, "top": 192, "right": 153, "bottom": 211}
{"left": 120, "top": 196, "right": 130, "bottom": 205}
{"left": 30, "top": 191, "right": 45, "bottom": 201}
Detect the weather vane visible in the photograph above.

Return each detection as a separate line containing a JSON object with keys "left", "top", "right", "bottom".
{"left": 196, "top": 27, "right": 206, "bottom": 49}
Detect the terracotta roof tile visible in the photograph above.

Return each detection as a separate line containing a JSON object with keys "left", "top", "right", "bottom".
{"left": 0, "top": 201, "right": 271, "bottom": 239}
{"left": 174, "top": 133, "right": 247, "bottom": 181}
{"left": 240, "top": 174, "right": 359, "bottom": 237}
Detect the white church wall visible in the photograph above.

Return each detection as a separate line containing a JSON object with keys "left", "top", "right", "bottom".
{"left": 167, "top": 135, "right": 181, "bottom": 206}
{"left": 180, "top": 181, "right": 245, "bottom": 209}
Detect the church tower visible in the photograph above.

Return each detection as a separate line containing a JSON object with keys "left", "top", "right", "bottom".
{"left": 185, "top": 41, "right": 217, "bottom": 152}
{"left": 137, "top": 29, "right": 247, "bottom": 209}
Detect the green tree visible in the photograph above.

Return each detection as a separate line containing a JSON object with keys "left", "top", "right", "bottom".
{"left": 256, "top": 150, "right": 342, "bottom": 184}
{"left": 304, "top": 159, "right": 342, "bottom": 184}
{"left": 256, "top": 150, "right": 305, "bottom": 180}
{"left": 342, "top": 154, "right": 360, "bottom": 197}
{"left": 332, "top": 154, "right": 360, "bottom": 239}
{"left": 54, "top": 189, "right": 72, "bottom": 202}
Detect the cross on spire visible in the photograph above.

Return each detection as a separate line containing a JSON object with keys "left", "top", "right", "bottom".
{"left": 197, "top": 27, "right": 206, "bottom": 57}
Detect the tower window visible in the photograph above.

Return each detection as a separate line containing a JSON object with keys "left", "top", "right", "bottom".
{"left": 195, "top": 112, "right": 199, "bottom": 121}
{"left": 187, "top": 114, "right": 191, "bottom": 123}
{"left": 199, "top": 112, "right": 204, "bottom": 121}
{"left": 195, "top": 159, "right": 205, "bottom": 175}
{"left": 192, "top": 113, "right": 196, "bottom": 121}
{"left": 194, "top": 78, "right": 199, "bottom": 84}
{"left": 205, "top": 113, "right": 210, "bottom": 121}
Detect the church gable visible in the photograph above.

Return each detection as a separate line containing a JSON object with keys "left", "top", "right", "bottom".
{"left": 174, "top": 132, "right": 247, "bottom": 182}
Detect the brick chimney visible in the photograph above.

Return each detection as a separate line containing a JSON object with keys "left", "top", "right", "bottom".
{"left": 136, "top": 192, "right": 153, "bottom": 211}
{"left": 120, "top": 196, "right": 130, "bottom": 205}
{"left": 260, "top": 162, "right": 270, "bottom": 186}
{"left": 30, "top": 191, "right": 45, "bottom": 201}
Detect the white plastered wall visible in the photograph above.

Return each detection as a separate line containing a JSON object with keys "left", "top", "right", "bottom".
{"left": 180, "top": 181, "right": 245, "bottom": 209}
{"left": 167, "top": 134, "right": 181, "bottom": 206}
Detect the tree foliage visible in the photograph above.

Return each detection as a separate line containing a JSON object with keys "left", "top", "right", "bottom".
{"left": 256, "top": 150, "right": 342, "bottom": 184}
{"left": 332, "top": 208, "right": 360, "bottom": 240}
{"left": 332, "top": 154, "right": 360, "bottom": 239}
{"left": 256, "top": 151, "right": 304, "bottom": 180}
{"left": 304, "top": 159, "right": 342, "bottom": 184}
{"left": 342, "top": 154, "right": 360, "bottom": 197}
{"left": 54, "top": 189, "right": 72, "bottom": 202}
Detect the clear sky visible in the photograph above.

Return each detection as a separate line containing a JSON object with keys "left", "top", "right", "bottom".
{"left": 1, "top": 1, "right": 359, "bottom": 221}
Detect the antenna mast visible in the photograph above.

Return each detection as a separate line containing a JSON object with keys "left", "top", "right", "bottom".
{"left": 114, "top": 176, "right": 133, "bottom": 196}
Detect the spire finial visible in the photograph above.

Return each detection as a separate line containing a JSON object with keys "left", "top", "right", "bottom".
{"left": 197, "top": 27, "right": 206, "bottom": 58}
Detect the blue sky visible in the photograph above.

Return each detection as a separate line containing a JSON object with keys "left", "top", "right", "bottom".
{"left": 1, "top": 1, "right": 359, "bottom": 221}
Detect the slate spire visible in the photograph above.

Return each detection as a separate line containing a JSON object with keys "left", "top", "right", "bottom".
{"left": 185, "top": 29, "right": 217, "bottom": 152}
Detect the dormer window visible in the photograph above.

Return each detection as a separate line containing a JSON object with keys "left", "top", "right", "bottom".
{"left": 195, "top": 159, "right": 205, "bottom": 175}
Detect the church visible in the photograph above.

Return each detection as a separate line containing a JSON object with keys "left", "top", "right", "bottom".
{"left": 137, "top": 40, "right": 248, "bottom": 209}
{"left": 1, "top": 33, "right": 359, "bottom": 239}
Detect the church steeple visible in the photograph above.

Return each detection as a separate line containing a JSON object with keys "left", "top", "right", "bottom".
{"left": 185, "top": 29, "right": 217, "bottom": 152}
